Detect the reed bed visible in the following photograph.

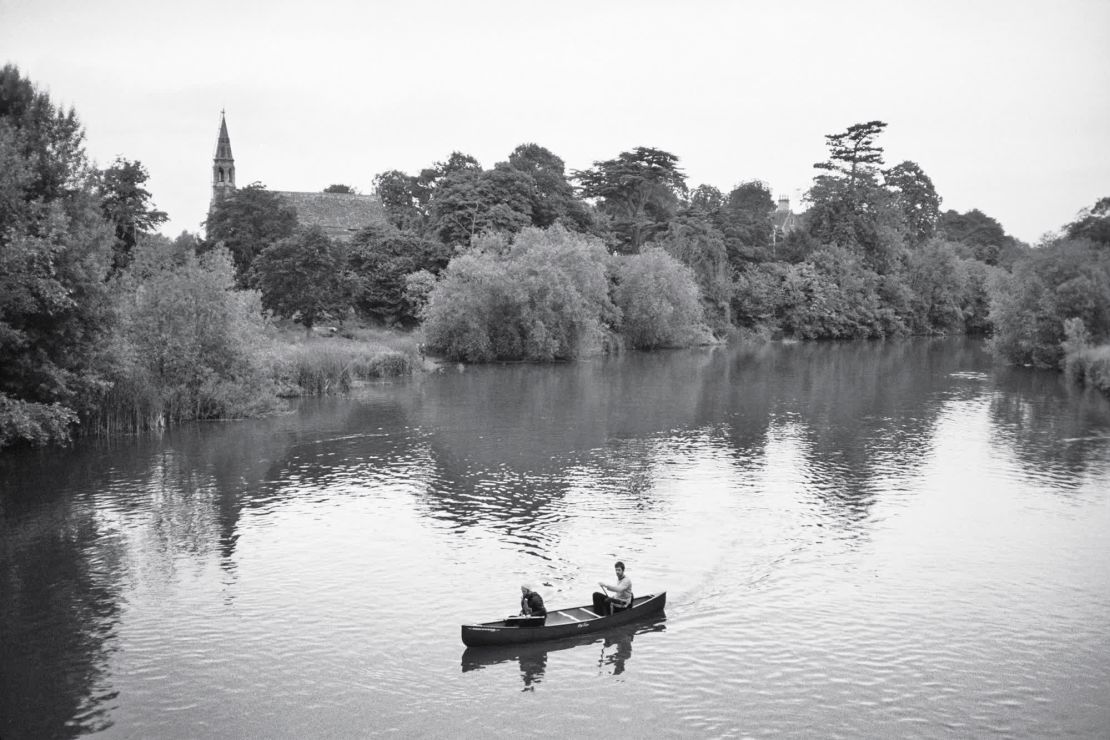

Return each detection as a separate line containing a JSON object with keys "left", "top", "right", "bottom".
{"left": 1065, "top": 343, "right": 1110, "bottom": 396}
{"left": 268, "top": 335, "right": 417, "bottom": 396}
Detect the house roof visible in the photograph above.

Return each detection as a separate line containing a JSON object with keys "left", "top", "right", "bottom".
{"left": 274, "top": 191, "right": 386, "bottom": 240}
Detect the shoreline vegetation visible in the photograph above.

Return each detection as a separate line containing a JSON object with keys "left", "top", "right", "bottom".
{"left": 2, "top": 67, "right": 1109, "bottom": 450}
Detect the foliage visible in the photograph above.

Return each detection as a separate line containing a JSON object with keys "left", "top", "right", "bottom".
{"left": 373, "top": 169, "right": 426, "bottom": 231}
{"left": 96, "top": 157, "right": 167, "bottom": 273}
{"left": 423, "top": 226, "right": 617, "bottom": 361}
{"left": 99, "top": 243, "right": 275, "bottom": 431}
{"left": 989, "top": 238, "right": 1110, "bottom": 368}
{"left": 884, "top": 161, "right": 940, "bottom": 246}
{"left": 269, "top": 339, "right": 412, "bottom": 396}
{"left": 252, "top": 226, "right": 349, "bottom": 331}
{"left": 655, "top": 213, "right": 732, "bottom": 334}
{"left": 346, "top": 225, "right": 451, "bottom": 325}
{"left": 1064, "top": 196, "right": 1110, "bottom": 246}
{"left": 717, "top": 181, "right": 775, "bottom": 265}
{"left": 611, "top": 248, "right": 711, "bottom": 349}
{"left": 0, "top": 65, "right": 116, "bottom": 448}
{"left": 937, "top": 208, "right": 1024, "bottom": 266}
{"left": 323, "top": 183, "right": 355, "bottom": 194}
{"left": 1061, "top": 320, "right": 1110, "bottom": 395}
{"left": 904, "top": 240, "right": 967, "bottom": 334}
{"left": 203, "top": 182, "right": 298, "bottom": 286}
{"left": 506, "top": 143, "right": 593, "bottom": 230}
{"left": 403, "top": 269, "right": 437, "bottom": 320}
{"left": 804, "top": 121, "right": 909, "bottom": 273}
{"left": 431, "top": 164, "right": 534, "bottom": 245}
{"left": 574, "top": 147, "right": 687, "bottom": 253}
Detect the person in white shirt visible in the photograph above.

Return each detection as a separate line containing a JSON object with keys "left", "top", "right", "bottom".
{"left": 593, "top": 561, "right": 632, "bottom": 615}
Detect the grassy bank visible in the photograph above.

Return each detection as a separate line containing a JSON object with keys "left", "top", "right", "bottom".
{"left": 266, "top": 326, "right": 422, "bottom": 397}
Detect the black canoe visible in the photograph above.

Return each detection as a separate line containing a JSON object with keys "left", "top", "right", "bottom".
{"left": 461, "top": 591, "right": 666, "bottom": 647}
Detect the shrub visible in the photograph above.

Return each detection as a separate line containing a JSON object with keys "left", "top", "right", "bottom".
{"left": 423, "top": 226, "right": 617, "bottom": 361}
{"left": 95, "top": 244, "right": 277, "bottom": 431}
{"left": 611, "top": 247, "right": 711, "bottom": 349}
{"left": 989, "top": 238, "right": 1110, "bottom": 368}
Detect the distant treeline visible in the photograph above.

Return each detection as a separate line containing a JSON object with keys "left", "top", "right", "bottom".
{"left": 2, "top": 66, "right": 1108, "bottom": 449}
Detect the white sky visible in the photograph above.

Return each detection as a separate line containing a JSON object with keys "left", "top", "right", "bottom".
{"left": 2, "top": 0, "right": 1107, "bottom": 244}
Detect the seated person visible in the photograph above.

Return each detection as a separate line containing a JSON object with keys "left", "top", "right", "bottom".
{"left": 519, "top": 584, "right": 547, "bottom": 620}
{"left": 592, "top": 561, "right": 633, "bottom": 615}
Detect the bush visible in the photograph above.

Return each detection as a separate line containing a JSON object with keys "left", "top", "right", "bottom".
{"left": 423, "top": 226, "right": 617, "bottom": 361}
{"left": 94, "top": 244, "right": 277, "bottom": 431}
{"left": 989, "top": 238, "right": 1110, "bottom": 368}
{"left": 0, "top": 395, "right": 79, "bottom": 448}
{"left": 611, "top": 248, "right": 712, "bottom": 349}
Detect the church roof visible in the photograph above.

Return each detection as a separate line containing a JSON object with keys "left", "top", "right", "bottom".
{"left": 274, "top": 191, "right": 386, "bottom": 240}
{"left": 214, "top": 113, "right": 233, "bottom": 160}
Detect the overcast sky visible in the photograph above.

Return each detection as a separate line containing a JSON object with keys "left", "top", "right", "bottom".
{"left": 2, "top": 0, "right": 1107, "bottom": 244}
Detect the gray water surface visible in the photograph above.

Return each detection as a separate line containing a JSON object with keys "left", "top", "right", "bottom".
{"left": 2, "top": 338, "right": 1109, "bottom": 738}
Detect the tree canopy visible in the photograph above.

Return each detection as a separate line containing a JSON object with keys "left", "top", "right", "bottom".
{"left": 574, "top": 147, "right": 687, "bottom": 253}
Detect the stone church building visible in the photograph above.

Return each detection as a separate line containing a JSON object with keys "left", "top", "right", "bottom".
{"left": 210, "top": 112, "right": 385, "bottom": 240}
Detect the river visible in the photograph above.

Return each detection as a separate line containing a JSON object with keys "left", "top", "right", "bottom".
{"left": 2, "top": 337, "right": 1109, "bottom": 738}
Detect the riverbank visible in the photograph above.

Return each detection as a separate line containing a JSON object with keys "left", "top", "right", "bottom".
{"left": 267, "top": 324, "right": 423, "bottom": 397}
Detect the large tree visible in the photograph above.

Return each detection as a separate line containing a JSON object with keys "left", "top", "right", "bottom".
{"left": 717, "top": 181, "right": 775, "bottom": 265}
{"left": 805, "top": 120, "right": 905, "bottom": 273}
{"left": 97, "top": 157, "right": 168, "bottom": 273}
{"left": 430, "top": 164, "right": 534, "bottom": 245}
{"left": 204, "top": 182, "right": 298, "bottom": 286}
{"left": 883, "top": 160, "right": 941, "bottom": 247}
{"left": 574, "top": 147, "right": 687, "bottom": 253}
{"left": 505, "top": 143, "right": 592, "bottom": 230}
{"left": 346, "top": 225, "right": 451, "bottom": 326}
{"left": 252, "top": 226, "right": 348, "bottom": 331}
{"left": 937, "top": 208, "right": 1014, "bottom": 265}
{"left": 0, "top": 65, "right": 116, "bottom": 447}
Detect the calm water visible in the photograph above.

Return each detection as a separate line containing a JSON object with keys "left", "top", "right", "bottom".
{"left": 2, "top": 338, "right": 1109, "bottom": 738}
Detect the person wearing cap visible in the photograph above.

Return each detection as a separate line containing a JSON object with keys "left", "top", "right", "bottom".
{"left": 519, "top": 584, "right": 547, "bottom": 618}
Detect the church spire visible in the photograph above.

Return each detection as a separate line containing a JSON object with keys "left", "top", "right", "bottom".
{"left": 212, "top": 110, "right": 235, "bottom": 202}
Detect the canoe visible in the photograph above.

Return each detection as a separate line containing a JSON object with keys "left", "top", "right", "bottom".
{"left": 460, "top": 591, "right": 666, "bottom": 647}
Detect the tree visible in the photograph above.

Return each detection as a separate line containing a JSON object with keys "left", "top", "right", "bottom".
{"left": 0, "top": 65, "right": 116, "bottom": 447}
{"left": 430, "top": 164, "right": 533, "bottom": 245}
{"left": 655, "top": 213, "right": 732, "bottom": 333}
{"left": 1064, "top": 196, "right": 1110, "bottom": 246}
{"left": 252, "top": 226, "right": 348, "bottom": 331}
{"left": 323, "top": 183, "right": 356, "bottom": 194}
{"left": 96, "top": 157, "right": 168, "bottom": 273}
{"left": 687, "top": 184, "right": 724, "bottom": 215}
{"left": 574, "top": 147, "right": 687, "bottom": 253}
{"left": 346, "top": 225, "right": 451, "bottom": 325}
{"left": 104, "top": 243, "right": 273, "bottom": 429}
{"left": 813, "top": 120, "right": 888, "bottom": 187}
{"left": 989, "top": 239, "right": 1110, "bottom": 367}
{"left": 505, "top": 143, "right": 592, "bottom": 230}
{"left": 204, "top": 182, "right": 298, "bottom": 286}
{"left": 805, "top": 121, "right": 905, "bottom": 273}
{"left": 611, "top": 248, "right": 710, "bottom": 349}
{"left": 884, "top": 160, "right": 940, "bottom": 246}
{"left": 938, "top": 208, "right": 1011, "bottom": 265}
{"left": 373, "top": 169, "right": 425, "bottom": 231}
{"left": 717, "top": 181, "right": 775, "bottom": 265}
{"left": 423, "top": 226, "right": 617, "bottom": 362}
{"left": 904, "top": 240, "right": 966, "bottom": 333}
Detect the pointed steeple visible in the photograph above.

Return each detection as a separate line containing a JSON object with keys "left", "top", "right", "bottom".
{"left": 212, "top": 110, "right": 235, "bottom": 202}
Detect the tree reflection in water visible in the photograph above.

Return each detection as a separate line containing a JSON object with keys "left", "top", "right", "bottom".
{"left": 460, "top": 617, "right": 666, "bottom": 691}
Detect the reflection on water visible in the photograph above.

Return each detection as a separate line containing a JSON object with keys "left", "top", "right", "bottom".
{"left": 2, "top": 337, "right": 1109, "bottom": 737}
{"left": 461, "top": 617, "right": 666, "bottom": 690}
